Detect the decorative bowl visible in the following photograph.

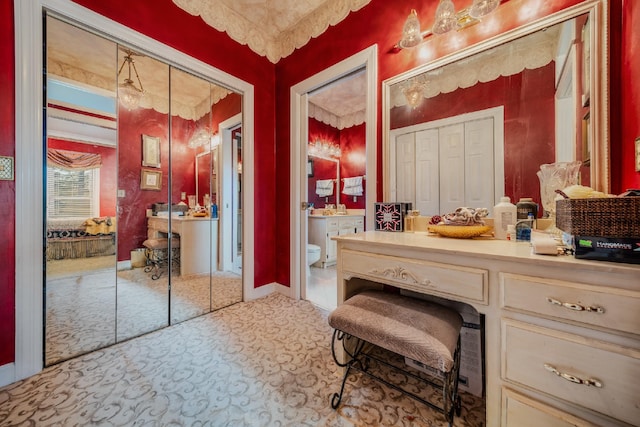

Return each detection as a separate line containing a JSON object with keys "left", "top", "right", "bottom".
{"left": 427, "top": 224, "right": 492, "bottom": 239}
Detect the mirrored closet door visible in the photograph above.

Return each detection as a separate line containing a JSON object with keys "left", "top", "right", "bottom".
{"left": 44, "top": 15, "right": 243, "bottom": 366}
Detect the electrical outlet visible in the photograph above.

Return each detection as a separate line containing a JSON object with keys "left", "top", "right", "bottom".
{"left": 117, "top": 189, "right": 126, "bottom": 198}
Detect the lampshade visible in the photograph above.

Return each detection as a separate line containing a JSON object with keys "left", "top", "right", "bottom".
{"left": 432, "top": 0, "right": 457, "bottom": 35}
{"left": 399, "top": 9, "right": 422, "bottom": 49}
{"left": 469, "top": 0, "right": 500, "bottom": 19}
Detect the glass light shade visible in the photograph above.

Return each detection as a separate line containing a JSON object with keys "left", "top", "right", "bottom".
{"left": 188, "top": 128, "right": 211, "bottom": 149}
{"left": 399, "top": 9, "right": 422, "bottom": 49}
{"left": 118, "top": 80, "right": 143, "bottom": 110}
{"left": 432, "top": 0, "right": 457, "bottom": 35}
{"left": 402, "top": 80, "right": 425, "bottom": 108}
{"left": 469, "top": 0, "right": 500, "bottom": 19}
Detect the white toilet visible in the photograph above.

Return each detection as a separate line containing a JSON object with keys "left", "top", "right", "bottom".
{"left": 307, "top": 244, "right": 321, "bottom": 276}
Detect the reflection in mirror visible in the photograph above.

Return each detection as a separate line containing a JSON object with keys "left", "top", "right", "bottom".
{"left": 115, "top": 49, "right": 170, "bottom": 342}
{"left": 44, "top": 15, "right": 243, "bottom": 366}
{"left": 308, "top": 154, "right": 339, "bottom": 208}
{"left": 45, "top": 16, "right": 118, "bottom": 365}
{"left": 385, "top": 10, "right": 604, "bottom": 216}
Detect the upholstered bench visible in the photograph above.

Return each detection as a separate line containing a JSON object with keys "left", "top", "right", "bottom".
{"left": 328, "top": 289, "right": 463, "bottom": 426}
{"left": 142, "top": 237, "right": 180, "bottom": 279}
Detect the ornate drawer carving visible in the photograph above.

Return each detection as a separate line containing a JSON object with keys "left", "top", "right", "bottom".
{"left": 340, "top": 249, "right": 488, "bottom": 304}
{"left": 500, "top": 273, "right": 640, "bottom": 335}
{"left": 501, "top": 319, "right": 640, "bottom": 426}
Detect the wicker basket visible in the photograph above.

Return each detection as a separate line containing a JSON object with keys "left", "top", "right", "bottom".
{"left": 556, "top": 198, "right": 640, "bottom": 237}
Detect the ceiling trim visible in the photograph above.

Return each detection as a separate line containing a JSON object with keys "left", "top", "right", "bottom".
{"left": 172, "top": 0, "right": 372, "bottom": 63}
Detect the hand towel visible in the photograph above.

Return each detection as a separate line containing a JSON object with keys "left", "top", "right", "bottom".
{"left": 316, "top": 179, "right": 334, "bottom": 197}
{"left": 342, "top": 176, "right": 363, "bottom": 196}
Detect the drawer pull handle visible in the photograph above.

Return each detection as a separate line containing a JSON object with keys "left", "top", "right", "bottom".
{"left": 544, "top": 363, "right": 603, "bottom": 388}
{"left": 546, "top": 297, "right": 605, "bottom": 314}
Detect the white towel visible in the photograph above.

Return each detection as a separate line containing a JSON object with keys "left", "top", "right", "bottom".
{"left": 342, "top": 176, "right": 363, "bottom": 196}
{"left": 315, "top": 179, "right": 334, "bottom": 197}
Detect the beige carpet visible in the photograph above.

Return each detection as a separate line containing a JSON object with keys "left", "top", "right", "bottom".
{"left": 2, "top": 293, "right": 485, "bottom": 426}
{"left": 45, "top": 261, "right": 242, "bottom": 366}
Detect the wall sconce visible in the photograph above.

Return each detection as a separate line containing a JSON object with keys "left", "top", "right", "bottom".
{"left": 308, "top": 139, "right": 341, "bottom": 159}
{"left": 401, "top": 77, "right": 427, "bottom": 109}
{"left": 396, "top": 0, "right": 502, "bottom": 49}
{"left": 189, "top": 128, "right": 219, "bottom": 150}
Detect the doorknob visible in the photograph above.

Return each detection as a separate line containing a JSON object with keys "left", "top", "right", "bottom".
{"left": 301, "top": 202, "right": 314, "bottom": 211}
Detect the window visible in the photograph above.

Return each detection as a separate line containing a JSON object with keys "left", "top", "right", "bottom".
{"left": 47, "top": 167, "right": 100, "bottom": 219}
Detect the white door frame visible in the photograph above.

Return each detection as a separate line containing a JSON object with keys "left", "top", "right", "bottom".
{"left": 219, "top": 113, "right": 242, "bottom": 274}
{"left": 11, "top": 0, "right": 255, "bottom": 385}
{"left": 289, "top": 45, "right": 377, "bottom": 301}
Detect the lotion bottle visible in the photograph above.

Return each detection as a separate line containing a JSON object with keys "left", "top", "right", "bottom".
{"left": 493, "top": 196, "right": 517, "bottom": 239}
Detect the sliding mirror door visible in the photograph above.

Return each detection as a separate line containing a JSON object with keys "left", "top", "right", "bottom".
{"left": 115, "top": 49, "right": 170, "bottom": 342}
{"left": 44, "top": 16, "right": 118, "bottom": 365}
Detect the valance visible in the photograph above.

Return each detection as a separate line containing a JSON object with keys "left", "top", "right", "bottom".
{"left": 47, "top": 149, "right": 102, "bottom": 170}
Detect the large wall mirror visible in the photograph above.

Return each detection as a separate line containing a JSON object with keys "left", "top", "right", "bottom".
{"left": 382, "top": 2, "right": 609, "bottom": 216}
{"left": 44, "top": 15, "right": 243, "bottom": 366}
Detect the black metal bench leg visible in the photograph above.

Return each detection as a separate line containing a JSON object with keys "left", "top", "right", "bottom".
{"left": 331, "top": 363, "right": 353, "bottom": 409}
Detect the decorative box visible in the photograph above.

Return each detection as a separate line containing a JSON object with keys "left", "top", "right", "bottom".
{"left": 556, "top": 197, "right": 640, "bottom": 238}
{"left": 374, "top": 202, "right": 412, "bottom": 231}
{"left": 574, "top": 236, "right": 640, "bottom": 264}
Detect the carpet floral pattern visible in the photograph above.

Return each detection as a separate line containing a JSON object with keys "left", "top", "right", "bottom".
{"left": 3, "top": 293, "right": 484, "bottom": 426}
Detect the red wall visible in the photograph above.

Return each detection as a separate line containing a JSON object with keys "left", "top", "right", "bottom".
{"left": 339, "top": 123, "right": 367, "bottom": 209}
{"left": 620, "top": 0, "right": 640, "bottom": 191}
{"left": 47, "top": 139, "right": 118, "bottom": 217}
{"left": 0, "top": 0, "right": 15, "bottom": 366}
{"left": 308, "top": 117, "right": 340, "bottom": 208}
{"left": 390, "top": 64, "right": 556, "bottom": 212}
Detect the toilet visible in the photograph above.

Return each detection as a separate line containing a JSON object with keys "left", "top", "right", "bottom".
{"left": 307, "top": 244, "right": 321, "bottom": 276}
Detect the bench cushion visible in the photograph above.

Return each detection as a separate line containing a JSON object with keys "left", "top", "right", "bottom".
{"left": 143, "top": 237, "right": 180, "bottom": 250}
{"left": 328, "top": 290, "right": 463, "bottom": 373}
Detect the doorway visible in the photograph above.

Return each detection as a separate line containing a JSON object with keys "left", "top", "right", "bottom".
{"left": 289, "top": 46, "right": 377, "bottom": 307}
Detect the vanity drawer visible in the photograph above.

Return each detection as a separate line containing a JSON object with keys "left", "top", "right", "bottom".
{"left": 341, "top": 249, "right": 488, "bottom": 304}
{"left": 338, "top": 218, "right": 355, "bottom": 231}
{"left": 502, "top": 319, "right": 640, "bottom": 426}
{"left": 502, "top": 388, "right": 599, "bottom": 427}
{"left": 500, "top": 273, "right": 640, "bottom": 335}
{"left": 326, "top": 218, "right": 340, "bottom": 231}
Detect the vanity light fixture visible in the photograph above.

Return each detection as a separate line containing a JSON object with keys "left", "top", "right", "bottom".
{"left": 117, "top": 49, "right": 145, "bottom": 110}
{"left": 401, "top": 77, "right": 427, "bottom": 109}
{"left": 308, "top": 139, "right": 341, "bottom": 159}
{"left": 396, "top": 0, "right": 504, "bottom": 49}
{"left": 189, "top": 127, "right": 215, "bottom": 149}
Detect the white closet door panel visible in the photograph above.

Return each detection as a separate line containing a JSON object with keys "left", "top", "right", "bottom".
{"left": 415, "top": 129, "right": 440, "bottom": 215}
{"left": 395, "top": 132, "right": 415, "bottom": 203}
{"left": 439, "top": 124, "right": 465, "bottom": 214}
{"left": 465, "top": 118, "right": 495, "bottom": 209}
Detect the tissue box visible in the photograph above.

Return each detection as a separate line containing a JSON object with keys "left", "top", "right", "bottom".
{"left": 574, "top": 236, "right": 640, "bottom": 264}
{"left": 374, "top": 202, "right": 411, "bottom": 231}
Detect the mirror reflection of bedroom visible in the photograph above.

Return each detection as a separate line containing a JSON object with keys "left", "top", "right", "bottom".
{"left": 305, "top": 70, "right": 367, "bottom": 311}
{"left": 44, "top": 16, "right": 243, "bottom": 366}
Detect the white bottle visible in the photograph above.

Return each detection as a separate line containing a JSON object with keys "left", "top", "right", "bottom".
{"left": 493, "top": 196, "right": 517, "bottom": 240}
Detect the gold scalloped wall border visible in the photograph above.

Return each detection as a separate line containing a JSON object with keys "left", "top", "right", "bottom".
{"left": 172, "top": 0, "right": 372, "bottom": 63}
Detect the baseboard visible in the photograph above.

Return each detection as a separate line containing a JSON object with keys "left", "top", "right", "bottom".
{"left": 0, "top": 362, "right": 15, "bottom": 387}
{"left": 246, "top": 282, "right": 291, "bottom": 300}
{"left": 117, "top": 260, "right": 132, "bottom": 271}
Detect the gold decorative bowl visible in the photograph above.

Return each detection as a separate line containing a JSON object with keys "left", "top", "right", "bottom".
{"left": 427, "top": 224, "right": 492, "bottom": 239}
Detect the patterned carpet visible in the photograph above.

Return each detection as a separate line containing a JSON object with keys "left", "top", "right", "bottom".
{"left": 45, "top": 263, "right": 242, "bottom": 365}
{"left": 2, "top": 293, "right": 485, "bottom": 426}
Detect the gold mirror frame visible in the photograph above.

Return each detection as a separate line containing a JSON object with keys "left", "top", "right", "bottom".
{"left": 382, "top": 0, "right": 609, "bottom": 198}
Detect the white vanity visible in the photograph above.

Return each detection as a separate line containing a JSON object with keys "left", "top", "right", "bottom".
{"left": 147, "top": 215, "right": 218, "bottom": 276}
{"left": 334, "top": 231, "right": 640, "bottom": 426}
{"left": 309, "top": 214, "right": 364, "bottom": 268}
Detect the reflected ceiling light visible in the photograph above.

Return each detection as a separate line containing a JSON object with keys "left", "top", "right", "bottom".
{"left": 308, "top": 139, "right": 341, "bottom": 159}
{"left": 117, "top": 49, "right": 145, "bottom": 110}
{"left": 395, "top": 0, "right": 503, "bottom": 49}
{"left": 401, "top": 78, "right": 426, "bottom": 109}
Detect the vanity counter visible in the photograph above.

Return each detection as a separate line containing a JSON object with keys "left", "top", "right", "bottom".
{"left": 334, "top": 231, "right": 640, "bottom": 427}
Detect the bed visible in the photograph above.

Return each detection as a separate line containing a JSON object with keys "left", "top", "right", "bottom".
{"left": 46, "top": 217, "right": 116, "bottom": 260}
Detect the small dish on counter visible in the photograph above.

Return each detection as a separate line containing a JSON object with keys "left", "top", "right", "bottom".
{"left": 427, "top": 224, "right": 492, "bottom": 239}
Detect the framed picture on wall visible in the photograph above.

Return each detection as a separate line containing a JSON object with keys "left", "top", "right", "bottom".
{"left": 140, "top": 169, "right": 162, "bottom": 190}
{"left": 142, "top": 134, "right": 161, "bottom": 168}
